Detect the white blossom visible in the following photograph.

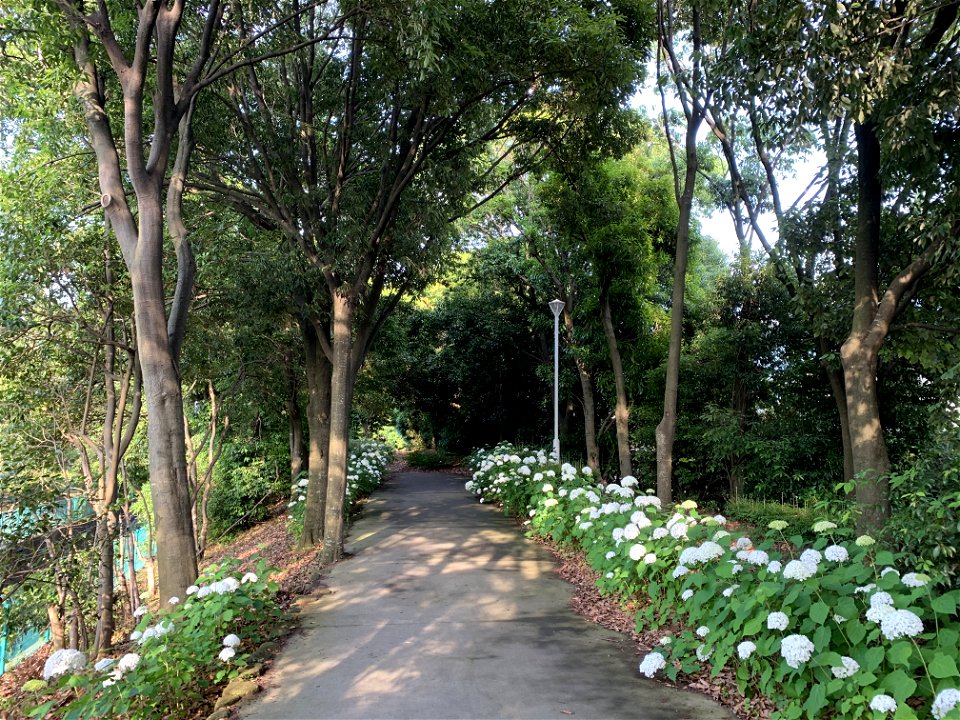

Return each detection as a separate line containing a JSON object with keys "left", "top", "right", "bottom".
{"left": 168, "top": 596, "right": 180, "bottom": 605}
{"left": 672, "top": 565, "right": 689, "bottom": 579}
{"left": 932, "top": 689, "right": 960, "bottom": 720}
{"left": 766, "top": 560, "right": 782, "bottom": 573}
{"left": 830, "top": 656, "right": 860, "bottom": 679}
{"left": 767, "top": 611, "right": 789, "bottom": 631}
{"left": 629, "top": 544, "right": 647, "bottom": 561}
{"left": 824, "top": 545, "right": 849, "bottom": 563}
{"left": 783, "top": 560, "right": 817, "bottom": 581}
{"left": 723, "top": 584, "right": 739, "bottom": 598}
{"left": 621, "top": 476, "right": 639, "bottom": 488}
{"left": 737, "top": 641, "right": 756, "bottom": 660}
{"left": 43, "top": 649, "right": 86, "bottom": 680}
{"left": 696, "top": 626, "right": 710, "bottom": 638}
{"left": 117, "top": 653, "right": 140, "bottom": 672}
{"left": 94, "top": 658, "right": 115, "bottom": 672}
{"left": 735, "top": 537, "right": 753, "bottom": 550}
{"left": 780, "top": 634, "right": 814, "bottom": 669}
{"left": 745, "top": 550, "right": 769, "bottom": 566}
{"left": 681, "top": 589, "right": 694, "bottom": 601}
{"left": 695, "top": 644, "right": 712, "bottom": 661}
{"left": 799, "top": 549, "right": 822, "bottom": 566}
{"left": 643, "top": 553, "right": 657, "bottom": 565}
{"left": 652, "top": 527, "right": 669, "bottom": 540}
{"left": 638, "top": 652, "right": 667, "bottom": 678}
{"left": 869, "top": 694, "right": 897, "bottom": 714}
{"left": 880, "top": 609, "right": 924, "bottom": 640}
{"left": 222, "top": 634, "right": 241, "bottom": 648}
{"left": 901, "top": 572, "right": 929, "bottom": 588}
{"left": 218, "top": 647, "right": 236, "bottom": 663}
{"left": 133, "top": 605, "right": 149, "bottom": 618}
{"left": 623, "top": 523, "right": 640, "bottom": 541}
{"left": 881, "top": 566, "right": 900, "bottom": 578}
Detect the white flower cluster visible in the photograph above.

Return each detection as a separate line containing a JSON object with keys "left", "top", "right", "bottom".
{"left": 869, "top": 694, "right": 897, "bottom": 714}
{"left": 879, "top": 608, "right": 924, "bottom": 640}
{"left": 830, "top": 656, "right": 859, "bottom": 679}
{"left": 780, "top": 634, "right": 814, "bottom": 669}
{"left": 767, "top": 611, "right": 790, "bottom": 631}
{"left": 219, "top": 633, "right": 242, "bottom": 662}
{"left": 131, "top": 619, "right": 174, "bottom": 645}
{"left": 782, "top": 559, "right": 817, "bottom": 581}
{"left": 678, "top": 541, "right": 725, "bottom": 566}
{"left": 824, "top": 544, "right": 848, "bottom": 563}
{"left": 737, "top": 641, "right": 756, "bottom": 659}
{"left": 638, "top": 651, "right": 666, "bottom": 677}
{"left": 42, "top": 648, "right": 87, "bottom": 680}
{"left": 101, "top": 652, "right": 141, "bottom": 687}
{"left": 932, "top": 689, "right": 960, "bottom": 720}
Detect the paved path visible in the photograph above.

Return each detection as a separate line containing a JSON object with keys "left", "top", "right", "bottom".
{"left": 241, "top": 472, "right": 733, "bottom": 720}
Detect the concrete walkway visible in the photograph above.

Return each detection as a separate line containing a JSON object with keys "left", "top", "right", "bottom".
{"left": 240, "top": 472, "right": 733, "bottom": 720}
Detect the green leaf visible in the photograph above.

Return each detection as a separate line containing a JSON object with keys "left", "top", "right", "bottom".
{"left": 863, "top": 646, "right": 885, "bottom": 673}
{"left": 804, "top": 682, "right": 828, "bottom": 719}
{"left": 881, "top": 669, "right": 917, "bottom": 701}
{"left": 887, "top": 641, "right": 914, "bottom": 667}
{"left": 809, "top": 601, "right": 829, "bottom": 624}
{"left": 932, "top": 592, "right": 958, "bottom": 615}
{"left": 929, "top": 653, "right": 960, "bottom": 679}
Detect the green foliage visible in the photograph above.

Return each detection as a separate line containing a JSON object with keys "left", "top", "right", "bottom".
{"left": 207, "top": 438, "right": 288, "bottom": 541}
{"left": 885, "top": 421, "right": 960, "bottom": 589}
{"left": 405, "top": 450, "right": 459, "bottom": 470}
{"left": 30, "top": 557, "right": 283, "bottom": 720}
{"left": 470, "top": 443, "right": 960, "bottom": 720}
{"left": 725, "top": 499, "right": 818, "bottom": 539}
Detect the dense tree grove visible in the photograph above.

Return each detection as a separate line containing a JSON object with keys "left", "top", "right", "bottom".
{"left": 0, "top": 0, "right": 958, "bottom": 700}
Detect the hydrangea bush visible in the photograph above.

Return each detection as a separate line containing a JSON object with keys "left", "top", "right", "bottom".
{"left": 467, "top": 443, "right": 960, "bottom": 720}
{"left": 286, "top": 440, "right": 392, "bottom": 536}
{"left": 29, "top": 558, "right": 283, "bottom": 720}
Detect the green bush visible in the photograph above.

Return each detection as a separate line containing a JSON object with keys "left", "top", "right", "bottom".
{"left": 406, "top": 449, "right": 459, "bottom": 470}
{"left": 30, "top": 558, "right": 283, "bottom": 720}
{"left": 725, "top": 497, "right": 818, "bottom": 538}
{"left": 208, "top": 439, "right": 287, "bottom": 540}
{"left": 467, "top": 443, "right": 960, "bottom": 720}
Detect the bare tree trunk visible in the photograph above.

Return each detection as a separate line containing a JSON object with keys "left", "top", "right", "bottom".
{"left": 601, "top": 291, "right": 632, "bottom": 478}
{"left": 300, "top": 319, "right": 333, "bottom": 546}
{"left": 320, "top": 292, "right": 355, "bottom": 563}
{"left": 818, "top": 337, "right": 854, "bottom": 484}
{"left": 561, "top": 308, "right": 599, "bottom": 472}
{"left": 92, "top": 511, "right": 116, "bottom": 654}
{"left": 47, "top": 604, "right": 65, "bottom": 652}
{"left": 286, "top": 351, "right": 306, "bottom": 481}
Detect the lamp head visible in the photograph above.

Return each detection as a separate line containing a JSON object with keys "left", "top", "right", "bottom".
{"left": 549, "top": 299, "right": 565, "bottom": 318}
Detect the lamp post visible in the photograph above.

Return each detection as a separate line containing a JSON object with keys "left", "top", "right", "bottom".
{"left": 549, "top": 299, "right": 565, "bottom": 460}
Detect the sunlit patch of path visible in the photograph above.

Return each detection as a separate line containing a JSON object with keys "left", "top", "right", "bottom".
{"left": 240, "top": 472, "right": 734, "bottom": 720}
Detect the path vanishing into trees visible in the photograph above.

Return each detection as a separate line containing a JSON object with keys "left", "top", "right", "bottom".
{"left": 240, "top": 472, "right": 733, "bottom": 720}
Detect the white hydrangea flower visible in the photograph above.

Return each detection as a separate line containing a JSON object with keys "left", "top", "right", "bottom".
{"left": 582, "top": 466, "right": 592, "bottom": 475}
{"left": 218, "top": 647, "right": 236, "bottom": 662}
{"left": 812, "top": 520, "right": 837, "bottom": 533}
{"left": 737, "top": 641, "right": 756, "bottom": 660}
{"left": 870, "top": 591, "right": 895, "bottom": 608}
{"left": 606, "top": 551, "right": 617, "bottom": 560}
{"left": 855, "top": 583, "right": 876, "bottom": 594}
{"left": 767, "top": 560, "right": 782, "bottom": 573}
{"left": 681, "top": 589, "right": 694, "bottom": 601}
{"left": 932, "top": 689, "right": 960, "bottom": 720}
{"left": 168, "top": 596, "right": 180, "bottom": 605}
{"left": 855, "top": 535, "right": 876, "bottom": 547}
{"left": 623, "top": 524, "right": 640, "bottom": 541}
{"left": 713, "top": 530, "right": 731, "bottom": 540}
{"left": 869, "top": 694, "right": 897, "bottom": 714}
{"left": 652, "top": 527, "right": 669, "bottom": 540}
{"left": 695, "top": 644, "right": 712, "bottom": 661}
{"left": 628, "top": 544, "right": 647, "bottom": 561}
{"left": 880, "top": 609, "right": 923, "bottom": 640}
{"left": 672, "top": 565, "right": 689, "bottom": 579}
{"left": 43, "top": 649, "right": 87, "bottom": 680}
{"left": 824, "top": 545, "right": 849, "bottom": 563}
{"left": 298, "top": 478, "right": 309, "bottom": 487}
{"left": 605, "top": 572, "right": 614, "bottom": 579}
{"left": 222, "top": 634, "right": 241, "bottom": 648}
{"left": 830, "top": 656, "right": 859, "bottom": 679}
{"left": 866, "top": 604, "right": 895, "bottom": 623}
{"left": 783, "top": 559, "right": 817, "bottom": 581}
{"left": 558, "top": 488, "right": 568, "bottom": 497}
{"left": 730, "top": 563, "right": 743, "bottom": 575}
{"left": 569, "top": 488, "right": 585, "bottom": 500}
{"left": 901, "top": 572, "right": 929, "bottom": 588}
{"left": 746, "top": 550, "right": 769, "bottom": 566}
{"left": 735, "top": 537, "right": 752, "bottom": 550}
{"left": 544, "top": 498, "right": 559, "bottom": 508}
{"left": 579, "top": 522, "right": 593, "bottom": 530}
{"left": 723, "top": 584, "right": 739, "bottom": 598}
{"left": 712, "top": 514, "right": 727, "bottom": 525}
{"left": 669, "top": 523, "right": 688, "bottom": 539}
{"left": 799, "top": 549, "right": 822, "bottom": 566}
{"left": 94, "top": 658, "right": 115, "bottom": 672}
{"left": 130, "top": 630, "right": 142, "bottom": 641}
{"left": 621, "top": 475, "right": 639, "bottom": 488}
{"left": 881, "top": 566, "right": 900, "bottom": 578}
{"left": 638, "top": 652, "right": 666, "bottom": 678}
{"left": 767, "top": 520, "right": 788, "bottom": 531}
{"left": 643, "top": 553, "right": 657, "bottom": 565}
{"left": 767, "top": 611, "right": 789, "bottom": 631}
{"left": 542, "top": 483, "right": 554, "bottom": 493}
{"left": 117, "top": 653, "right": 140, "bottom": 672}
{"left": 133, "top": 605, "right": 149, "bottom": 618}
{"left": 612, "top": 527, "right": 625, "bottom": 543}
{"left": 780, "top": 634, "right": 814, "bottom": 669}
{"left": 635, "top": 495, "right": 662, "bottom": 509}
{"left": 696, "top": 626, "right": 710, "bottom": 638}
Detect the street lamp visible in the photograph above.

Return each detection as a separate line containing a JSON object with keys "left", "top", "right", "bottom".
{"left": 549, "top": 299, "right": 565, "bottom": 460}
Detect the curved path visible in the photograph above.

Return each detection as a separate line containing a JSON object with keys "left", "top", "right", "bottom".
{"left": 240, "top": 472, "right": 733, "bottom": 720}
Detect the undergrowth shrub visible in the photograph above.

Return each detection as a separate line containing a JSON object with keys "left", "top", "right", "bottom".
{"left": 725, "top": 498, "right": 817, "bottom": 539}
{"left": 405, "top": 449, "right": 458, "bottom": 470}
{"left": 467, "top": 443, "right": 960, "bottom": 720}
{"left": 208, "top": 438, "right": 287, "bottom": 540}
{"left": 30, "top": 558, "right": 282, "bottom": 720}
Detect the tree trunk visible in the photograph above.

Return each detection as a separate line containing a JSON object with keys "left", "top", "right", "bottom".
{"left": 286, "top": 352, "right": 306, "bottom": 482}
{"left": 818, "top": 336, "right": 854, "bottom": 484}
{"left": 92, "top": 511, "right": 116, "bottom": 654}
{"left": 601, "top": 291, "right": 632, "bottom": 478}
{"left": 130, "top": 213, "right": 198, "bottom": 604}
{"left": 656, "top": 117, "right": 701, "bottom": 507}
{"left": 844, "top": 120, "right": 891, "bottom": 533}
{"left": 47, "top": 604, "right": 65, "bottom": 652}
{"left": 320, "top": 292, "right": 355, "bottom": 563}
{"left": 301, "top": 320, "right": 332, "bottom": 547}
{"left": 562, "top": 308, "right": 599, "bottom": 472}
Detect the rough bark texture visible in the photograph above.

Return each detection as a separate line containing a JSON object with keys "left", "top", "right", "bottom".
{"left": 320, "top": 292, "right": 355, "bottom": 563}
{"left": 655, "top": 116, "right": 701, "bottom": 507}
{"left": 301, "top": 320, "right": 332, "bottom": 547}
{"left": 818, "top": 337, "right": 854, "bottom": 484}
{"left": 563, "top": 307, "right": 599, "bottom": 472}
{"left": 286, "top": 352, "right": 306, "bottom": 482}
{"left": 601, "top": 292, "right": 632, "bottom": 479}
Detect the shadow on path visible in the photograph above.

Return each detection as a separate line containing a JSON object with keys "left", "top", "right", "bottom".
{"left": 240, "top": 472, "right": 734, "bottom": 720}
